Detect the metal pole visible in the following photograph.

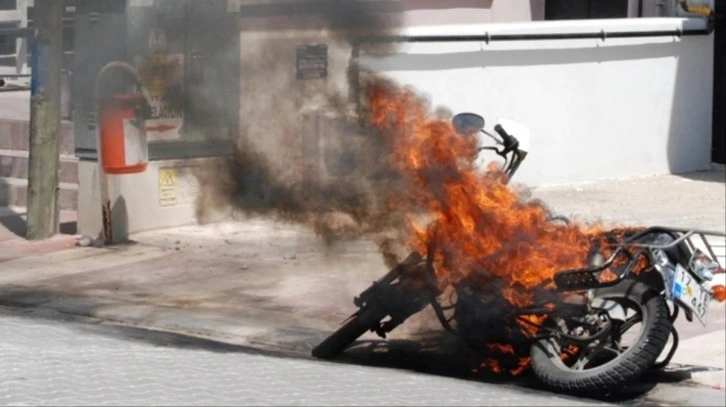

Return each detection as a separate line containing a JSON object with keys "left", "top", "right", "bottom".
{"left": 26, "top": 0, "right": 63, "bottom": 240}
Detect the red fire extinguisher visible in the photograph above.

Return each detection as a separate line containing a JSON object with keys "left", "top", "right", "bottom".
{"left": 94, "top": 61, "right": 150, "bottom": 174}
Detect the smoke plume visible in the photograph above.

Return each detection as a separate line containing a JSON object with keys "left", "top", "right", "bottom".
{"left": 194, "top": 0, "right": 417, "bottom": 265}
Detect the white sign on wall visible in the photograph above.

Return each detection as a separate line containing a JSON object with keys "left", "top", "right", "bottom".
{"left": 134, "top": 27, "right": 185, "bottom": 141}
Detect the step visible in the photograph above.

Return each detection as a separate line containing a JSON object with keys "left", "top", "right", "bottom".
{"left": 0, "top": 119, "right": 75, "bottom": 156}
{"left": 0, "top": 177, "right": 78, "bottom": 211}
{"left": 0, "top": 149, "right": 78, "bottom": 184}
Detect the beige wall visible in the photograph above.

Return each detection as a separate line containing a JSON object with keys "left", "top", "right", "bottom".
{"left": 399, "top": 0, "right": 545, "bottom": 25}
{"left": 234, "top": 0, "right": 547, "bottom": 180}
{"left": 231, "top": 0, "right": 714, "bottom": 28}
{"left": 232, "top": 0, "right": 544, "bottom": 27}
{"left": 237, "top": 29, "right": 356, "bottom": 185}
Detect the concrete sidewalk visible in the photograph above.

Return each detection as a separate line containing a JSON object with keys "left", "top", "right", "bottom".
{"left": 0, "top": 169, "right": 724, "bottom": 404}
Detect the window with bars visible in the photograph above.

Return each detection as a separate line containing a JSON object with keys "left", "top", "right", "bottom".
{"left": 0, "top": 0, "right": 18, "bottom": 58}
{"left": 0, "top": 24, "right": 15, "bottom": 60}
{"left": 0, "top": 0, "right": 17, "bottom": 11}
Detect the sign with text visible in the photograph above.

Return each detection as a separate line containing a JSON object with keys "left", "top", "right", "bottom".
{"left": 296, "top": 44, "right": 328, "bottom": 80}
{"left": 135, "top": 27, "right": 185, "bottom": 141}
{"left": 159, "top": 167, "right": 177, "bottom": 206}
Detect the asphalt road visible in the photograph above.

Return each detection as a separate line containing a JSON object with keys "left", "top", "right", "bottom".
{"left": 0, "top": 309, "right": 609, "bottom": 407}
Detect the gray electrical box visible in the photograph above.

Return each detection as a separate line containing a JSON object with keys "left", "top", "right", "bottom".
{"left": 72, "top": 0, "right": 240, "bottom": 161}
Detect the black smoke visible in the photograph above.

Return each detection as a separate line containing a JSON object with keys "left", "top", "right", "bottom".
{"left": 193, "top": 0, "right": 416, "bottom": 265}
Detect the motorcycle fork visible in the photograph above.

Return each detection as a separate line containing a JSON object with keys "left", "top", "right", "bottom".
{"left": 352, "top": 252, "right": 439, "bottom": 338}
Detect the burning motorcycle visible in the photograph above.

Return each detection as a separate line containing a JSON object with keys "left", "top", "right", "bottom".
{"left": 311, "top": 112, "right": 726, "bottom": 393}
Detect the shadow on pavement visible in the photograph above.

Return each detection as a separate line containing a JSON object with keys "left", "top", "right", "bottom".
{"left": 330, "top": 332, "right": 719, "bottom": 405}
{"left": 0, "top": 303, "right": 305, "bottom": 360}
{"left": 78, "top": 323, "right": 284, "bottom": 356}
{"left": 0, "top": 206, "right": 77, "bottom": 238}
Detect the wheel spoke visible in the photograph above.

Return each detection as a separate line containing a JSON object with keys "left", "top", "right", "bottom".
{"left": 573, "top": 355, "right": 589, "bottom": 370}
{"left": 602, "top": 345, "right": 622, "bottom": 355}
{"left": 572, "top": 342, "right": 599, "bottom": 370}
{"left": 552, "top": 300, "right": 645, "bottom": 372}
{"left": 620, "top": 314, "right": 642, "bottom": 334}
{"left": 570, "top": 339, "right": 624, "bottom": 370}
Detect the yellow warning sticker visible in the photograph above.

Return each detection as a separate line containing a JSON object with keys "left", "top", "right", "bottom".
{"left": 159, "top": 167, "right": 177, "bottom": 206}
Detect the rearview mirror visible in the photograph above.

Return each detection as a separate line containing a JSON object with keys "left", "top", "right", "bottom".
{"left": 452, "top": 113, "right": 485, "bottom": 135}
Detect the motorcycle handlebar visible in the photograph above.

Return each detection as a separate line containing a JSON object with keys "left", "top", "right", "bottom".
{"left": 493, "top": 124, "right": 517, "bottom": 149}
{"left": 477, "top": 124, "right": 526, "bottom": 181}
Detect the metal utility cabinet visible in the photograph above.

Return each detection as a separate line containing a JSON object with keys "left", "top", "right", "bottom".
{"left": 72, "top": 0, "right": 240, "bottom": 240}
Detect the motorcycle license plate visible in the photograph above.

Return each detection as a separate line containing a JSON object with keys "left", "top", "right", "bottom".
{"left": 672, "top": 264, "right": 710, "bottom": 326}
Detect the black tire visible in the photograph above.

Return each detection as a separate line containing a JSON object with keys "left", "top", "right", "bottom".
{"left": 312, "top": 307, "right": 386, "bottom": 359}
{"left": 530, "top": 281, "right": 671, "bottom": 393}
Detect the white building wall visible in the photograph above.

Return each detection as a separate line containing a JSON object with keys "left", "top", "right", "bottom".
{"left": 360, "top": 17, "right": 714, "bottom": 186}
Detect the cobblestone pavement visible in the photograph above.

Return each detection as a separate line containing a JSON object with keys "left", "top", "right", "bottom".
{"left": 0, "top": 310, "right": 608, "bottom": 407}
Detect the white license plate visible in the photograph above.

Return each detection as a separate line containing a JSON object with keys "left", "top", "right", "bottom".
{"left": 672, "top": 264, "right": 710, "bottom": 326}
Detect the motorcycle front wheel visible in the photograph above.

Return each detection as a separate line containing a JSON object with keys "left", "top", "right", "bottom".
{"left": 530, "top": 280, "right": 671, "bottom": 393}
{"left": 312, "top": 306, "right": 387, "bottom": 359}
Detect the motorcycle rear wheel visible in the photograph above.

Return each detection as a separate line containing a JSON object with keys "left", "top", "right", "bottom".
{"left": 312, "top": 307, "right": 386, "bottom": 359}
{"left": 530, "top": 281, "right": 671, "bottom": 393}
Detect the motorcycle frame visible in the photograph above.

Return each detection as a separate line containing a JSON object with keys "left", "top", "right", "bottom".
{"left": 554, "top": 226, "right": 725, "bottom": 296}
{"left": 344, "top": 121, "right": 725, "bottom": 369}
{"left": 359, "top": 226, "right": 725, "bottom": 367}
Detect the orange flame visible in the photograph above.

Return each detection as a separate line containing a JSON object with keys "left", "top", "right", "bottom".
{"left": 561, "top": 344, "right": 580, "bottom": 360}
{"left": 364, "top": 80, "right": 648, "bottom": 375}
{"left": 367, "top": 83, "right": 619, "bottom": 308}
{"left": 487, "top": 343, "right": 515, "bottom": 355}
{"left": 480, "top": 358, "right": 504, "bottom": 374}
{"left": 480, "top": 344, "right": 531, "bottom": 376}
